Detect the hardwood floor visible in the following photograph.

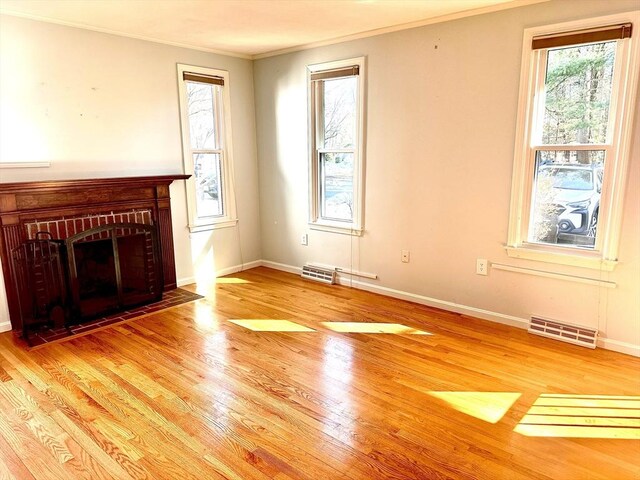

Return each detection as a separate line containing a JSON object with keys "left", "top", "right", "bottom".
{"left": 0, "top": 266, "right": 638, "bottom": 479}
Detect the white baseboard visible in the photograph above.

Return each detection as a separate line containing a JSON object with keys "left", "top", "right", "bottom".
{"left": 177, "top": 260, "right": 263, "bottom": 287}
{"left": 335, "top": 276, "right": 530, "bottom": 330}
{"left": 597, "top": 338, "right": 640, "bottom": 357}
{"left": 0, "top": 321, "right": 11, "bottom": 333}
{"left": 262, "top": 260, "right": 527, "bottom": 329}
{"left": 260, "top": 260, "right": 302, "bottom": 275}
{"left": 177, "top": 276, "right": 196, "bottom": 287}
{"left": 260, "top": 260, "right": 639, "bottom": 357}
{"left": 216, "top": 260, "right": 263, "bottom": 277}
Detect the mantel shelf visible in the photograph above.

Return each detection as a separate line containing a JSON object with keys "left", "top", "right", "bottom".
{"left": 0, "top": 174, "right": 190, "bottom": 197}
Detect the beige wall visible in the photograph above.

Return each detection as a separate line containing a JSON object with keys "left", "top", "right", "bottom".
{"left": 0, "top": 15, "right": 262, "bottom": 328}
{"left": 253, "top": 0, "right": 640, "bottom": 353}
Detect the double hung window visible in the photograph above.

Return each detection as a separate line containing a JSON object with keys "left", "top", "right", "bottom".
{"left": 177, "top": 64, "right": 237, "bottom": 232}
{"left": 308, "top": 57, "right": 366, "bottom": 235}
{"left": 507, "top": 14, "right": 639, "bottom": 269}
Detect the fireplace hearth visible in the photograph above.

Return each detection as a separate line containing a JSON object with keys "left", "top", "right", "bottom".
{"left": 0, "top": 175, "right": 189, "bottom": 342}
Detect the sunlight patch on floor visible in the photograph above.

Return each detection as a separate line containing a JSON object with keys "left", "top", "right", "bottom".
{"left": 321, "top": 322, "right": 431, "bottom": 335}
{"left": 229, "top": 320, "right": 315, "bottom": 332}
{"left": 193, "top": 302, "right": 220, "bottom": 330}
{"left": 215, "top": 277, "right": 251, "bottom": 284}
{"left": 428, "top": 391, "right": 521, "bottom": 424}
{"left": 515, "top": 394, "right": 640, "bottom": 439}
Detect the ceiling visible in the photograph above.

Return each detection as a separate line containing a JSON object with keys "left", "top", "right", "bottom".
{"left": 0, "top": 0, "right": 544, "bottom": 58}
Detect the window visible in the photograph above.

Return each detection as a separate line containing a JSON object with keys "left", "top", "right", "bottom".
{"left": 308, "top": 57, "right": 366, "bottom": 235}
{"left": 507, "top": 14, "right": 639, "bottom": 270}
{"left": 177, "top": 64, "right": 237, "bottom": 232}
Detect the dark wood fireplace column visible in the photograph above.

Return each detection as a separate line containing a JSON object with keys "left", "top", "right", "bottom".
{"left": 0, "top": 174, "right": 189, "bottom": 330}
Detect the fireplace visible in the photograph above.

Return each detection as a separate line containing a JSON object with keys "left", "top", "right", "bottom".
{"left": 67, "top": 223, "right": 162, "bottom": 320}
{"left": 0, "top": 175, "right": 189, "bottom": 340}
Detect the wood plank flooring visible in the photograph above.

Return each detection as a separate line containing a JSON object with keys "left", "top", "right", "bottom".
{"left": 0, "top": 266, "right": 638, "bottom": 479}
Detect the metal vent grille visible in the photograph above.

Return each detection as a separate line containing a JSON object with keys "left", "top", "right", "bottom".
{"left": 301, "top": 265, "right": 336, "bottom": 284}
{"left": 529, "top": 316, "right": 598, "bottom": 349}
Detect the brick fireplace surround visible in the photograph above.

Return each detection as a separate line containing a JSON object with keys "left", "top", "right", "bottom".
{"left": 0, "top": 175, "right": 189, "bottom": 333}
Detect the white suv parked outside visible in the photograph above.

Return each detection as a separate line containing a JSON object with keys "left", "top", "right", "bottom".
{"left": 537, "top": 164, "right": 602, "bottom": 238}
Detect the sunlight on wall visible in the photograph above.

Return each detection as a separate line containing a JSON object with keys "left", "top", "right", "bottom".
{"left": 229, "top": 319, "right": 315, "bottom": 332}
{"left": 428, "top": 392, "right": 522, "bottom": 424}
{"left": 515, "top": 394, "right": 640, "bottom": 439}
{"left": 270, "top": 70, "right": 309, "bottom": 251}
{"left": 191, "top": 233, "right": 216, "bottom": 288}
{"left": 322, "top": 322, "right": 431, "bottom": 335}
{"left": 0, "top": 101, "right": 52, "bottom": 162}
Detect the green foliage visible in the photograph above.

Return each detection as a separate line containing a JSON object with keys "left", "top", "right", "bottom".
{"left": 542, "top": 41, "right": 615, "bottom": 149}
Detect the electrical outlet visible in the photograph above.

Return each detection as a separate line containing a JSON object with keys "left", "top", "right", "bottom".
{"left": 401, "top": 250, "right": 410, "bottom": 263}
{"left": 476, "top": 258, "right": 488, "bottom": 275}
{"left": 301, "top": 233, "right": 308, "bottom": 246}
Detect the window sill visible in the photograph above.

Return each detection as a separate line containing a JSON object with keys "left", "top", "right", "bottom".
{"left": 309, "top": 222, "right": 363, "bottom": 236}
{"left": 0, "top": 161, "right": 51, "bottom": 169}
{"left": 189, "top": 218, "right": 238, "bottom": 233}
{"left": 504, "top": 245, "right": 617, "bottom": 271}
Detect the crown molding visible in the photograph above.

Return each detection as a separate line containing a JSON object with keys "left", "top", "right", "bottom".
{"left": 253, "top": 0, "right": 549, "bottom": 59}
{"left": 0, "top": 9, "right": 252, "bottom": 60}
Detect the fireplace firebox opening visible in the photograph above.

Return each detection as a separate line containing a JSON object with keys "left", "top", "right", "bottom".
{"left": 12, "top": 222, "right": 163, "bottom": 343}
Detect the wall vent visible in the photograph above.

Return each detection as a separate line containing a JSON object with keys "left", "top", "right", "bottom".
{"left": 529, "top": 315, "right": 597, "bottom": 349}
{"left": 301, "top": 265, "right": 336, "bottom": 284}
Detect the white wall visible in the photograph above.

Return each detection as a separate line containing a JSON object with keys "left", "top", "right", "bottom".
{"left": 0, "top": 15, "right": 262, "bottom": 328}
{"left": 253, "top": 0, "right": 640, "bottom": 354}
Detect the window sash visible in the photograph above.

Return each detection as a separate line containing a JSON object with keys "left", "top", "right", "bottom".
{"left": 193, "top": 152, "right": 224, "bottom": 219}
{"left": 317, "top": 149, "right": 355, "bottom": 223}
{"left": 193, "top": 149, "right": 224, "bottom": 154}
{"left": 522, "top": 147, "right": 609, "bottom": 250}
{"left": 531, "top": 44, "right": 621, "bottom": 148}
{"left": 185, "top": 82, "right": 224, "bottom": 154}
{"left": 313, "top": 79, "right": 358, "bottom": 150}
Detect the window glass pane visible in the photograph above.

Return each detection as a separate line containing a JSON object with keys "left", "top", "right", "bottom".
{"left": 194, "top": 153, "right": 223, "bottom": 218}
{"left": 322, "top": 76, "right": 357, "bottom": 150}
{"left": 320, "top": 152, "right": 354, "bottom": 221}
{"left": 186, "top": 82, "right": 219, "bottom": 150}
{"left": 528, "top": 150, "right": 605, "bottom": 248}
{"left": 542, "top": 41, "right": 616, "bottom": 145}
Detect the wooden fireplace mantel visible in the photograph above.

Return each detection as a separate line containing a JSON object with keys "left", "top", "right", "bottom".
{"left": 0, "top": 174, "right": 189, "bottom": 330}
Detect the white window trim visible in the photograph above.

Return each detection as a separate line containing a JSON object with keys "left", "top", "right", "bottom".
{"left": 506, "top": 12, "right": 640, "bottom": 271}
{"left": 307, "top": 56, "right": 366, "bottom": 236}
{"left": 0, "top": 162, "right": 50, "bottom": 169}
{"left": 177, "top": 63, "right": 238, "bottom": 233}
